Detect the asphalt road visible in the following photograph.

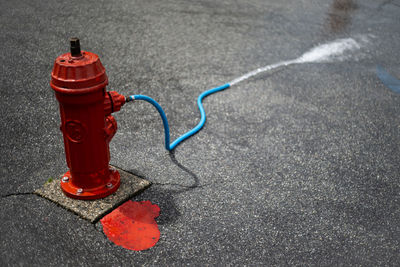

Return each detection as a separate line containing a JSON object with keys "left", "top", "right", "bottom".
{"left": 1, "top": 0, "right": 399, "bottom": 265}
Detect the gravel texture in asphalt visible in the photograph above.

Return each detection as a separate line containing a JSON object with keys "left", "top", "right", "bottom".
{"left": 1, "top": 0, "right": 399, "bottom": 265}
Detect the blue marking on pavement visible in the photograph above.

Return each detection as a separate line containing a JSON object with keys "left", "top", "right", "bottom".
{"left": 376, "top": 65, "right": 400, "bottom": 94}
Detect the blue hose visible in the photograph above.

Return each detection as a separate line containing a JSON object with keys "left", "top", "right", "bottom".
{"left": 128, "top": 83, "right": 230, "bottom": 151}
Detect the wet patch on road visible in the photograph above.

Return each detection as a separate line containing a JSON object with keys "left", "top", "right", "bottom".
{"left": 376, "top": 65, "right": 400, "bottom": 94}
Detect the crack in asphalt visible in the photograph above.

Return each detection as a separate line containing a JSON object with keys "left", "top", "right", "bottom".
{"left": 1, "top": 192, "right": 35, "bottom": 198}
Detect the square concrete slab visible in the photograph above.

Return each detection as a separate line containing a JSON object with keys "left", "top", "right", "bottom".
{"left": 34, "top": 166, "right": 151, "bottom": 223}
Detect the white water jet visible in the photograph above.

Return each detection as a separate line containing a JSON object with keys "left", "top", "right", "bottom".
{"left": 229, "top": 37, "right": 366, "bottom": 86}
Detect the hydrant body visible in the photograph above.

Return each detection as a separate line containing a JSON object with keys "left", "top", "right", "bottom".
{"left": 50, "top": 39, "right": 125, "bottom": 199}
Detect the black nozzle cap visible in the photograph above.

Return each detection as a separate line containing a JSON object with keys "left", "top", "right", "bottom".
{"left": 70, "top": 37, "right": 82, "bottom": 57}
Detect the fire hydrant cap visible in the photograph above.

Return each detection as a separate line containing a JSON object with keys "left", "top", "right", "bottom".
{"left": 51, "top": 50, "right": 108, "bottom": 92}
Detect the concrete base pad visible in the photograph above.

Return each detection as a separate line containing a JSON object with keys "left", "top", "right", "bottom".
{"left": 34, "top": 166, "right": 151, "bottom": 223}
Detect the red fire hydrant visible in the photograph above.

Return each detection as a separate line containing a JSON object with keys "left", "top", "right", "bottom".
{"left": 50, "top": 38, "right": 126, "bottom": 200}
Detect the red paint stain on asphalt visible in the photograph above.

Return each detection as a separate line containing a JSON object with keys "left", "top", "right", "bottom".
{"left": 100, "top": 200, "right": 160, "bottom": 251}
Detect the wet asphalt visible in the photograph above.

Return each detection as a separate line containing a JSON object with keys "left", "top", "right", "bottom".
{"left": 1, "top": 0, "right": 399, "bottom": 265}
